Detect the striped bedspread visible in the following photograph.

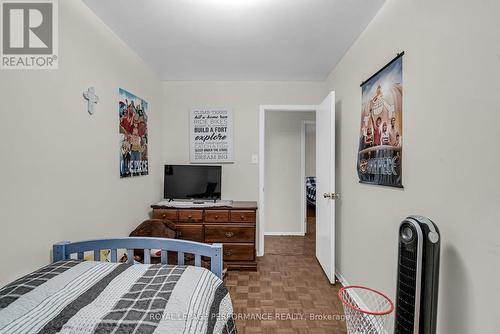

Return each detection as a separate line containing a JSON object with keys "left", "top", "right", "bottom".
{"left": 0, "top": 260, "right": 236, "bottom": 334}
{"left": 306, "top": 176, "right": 316, "bottom": 206}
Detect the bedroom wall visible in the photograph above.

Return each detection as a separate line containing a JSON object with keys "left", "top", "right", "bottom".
{"left": 323, "top": 0, "right": 500, "bottom": 332}
{"left": 305, "top": 123, "right": 316, "bottom": 178}
{"left": 264, "top": 111, "right": 315, "bottom": 235}
{"left": 0, "top": 0, "right": 163, "bottom": 286}
{"left": 161, "top": 81, "right": 324, "bottom": 201}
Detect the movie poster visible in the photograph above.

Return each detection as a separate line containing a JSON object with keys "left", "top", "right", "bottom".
{"left": 119, "top": 88, "right": 148, "bottom": 178}
{"left": 190, "top": 109, "right": 234, "bottom": 163}
{"left": 357, "top": 54, "right": 403, "bottom": 187}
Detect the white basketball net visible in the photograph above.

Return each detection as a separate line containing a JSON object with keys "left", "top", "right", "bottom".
{"left": 339, "top": 286, "right": 394, "bottom": 334}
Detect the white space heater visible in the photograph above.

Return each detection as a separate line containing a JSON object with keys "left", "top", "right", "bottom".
{"left": 394, "top": 216, "right": 440, "bottom": 334}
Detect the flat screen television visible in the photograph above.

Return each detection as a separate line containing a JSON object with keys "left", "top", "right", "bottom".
{"left": 164, "top": 165, "right": 222, "bottom": 200}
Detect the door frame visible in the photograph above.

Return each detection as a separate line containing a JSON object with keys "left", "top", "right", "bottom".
{"left": 258, "top": 105, "right": 317, "bottom": 257}
{"left": 301, "top": 120, "right": 316, "bottom": 236}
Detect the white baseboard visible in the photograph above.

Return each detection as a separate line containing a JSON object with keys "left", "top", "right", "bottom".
{"left": 335, "top": 269, "right": 349, "bottom": 286}
{"left": 264, "top": 232, "right": 305, "bottom": 236}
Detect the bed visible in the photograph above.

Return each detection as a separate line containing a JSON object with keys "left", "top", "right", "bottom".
{"left": 0, "top": 237, "right": 236, "bottom": 334}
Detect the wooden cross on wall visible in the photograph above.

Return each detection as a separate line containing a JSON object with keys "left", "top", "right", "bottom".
{"left": 83, "top": 87, "right": 99, "bottom": 115}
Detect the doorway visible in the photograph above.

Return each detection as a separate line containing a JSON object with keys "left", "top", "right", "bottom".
{"left": 258, "top": 105, "right": 317, "bottom": 256}
{"left": 259, "top": 92, "right": 336, "bottom": 283}
{"left": 263, "top": 110, "right": 315, "bottom": 239}
{"left": 302, "top": 120, "right": 316, "bottom": 236}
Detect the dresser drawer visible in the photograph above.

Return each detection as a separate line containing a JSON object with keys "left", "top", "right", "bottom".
{"left": 205, "top": 210, "right": 229, "bottom": 222}
{"left": 152, "top": 209, "right": 178, "bottom": 221}
{"left": 230, "top": 210, "right": 256, "bottom": 223}
{"left": 176, "top": 224, "right": 203, "bottom": 242}
{"left": 178, "top": 210, "right": 203, "bottom": 223}
{"left": 205, "top": 225, "right": 255, "bottom": 243}
{"left": 222, "top": 244, "right": 255, "bottom": 261}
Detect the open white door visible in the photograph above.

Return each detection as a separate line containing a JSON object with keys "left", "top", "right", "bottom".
{"left": 316, "top": 92, "right": 336, "bottom": 284}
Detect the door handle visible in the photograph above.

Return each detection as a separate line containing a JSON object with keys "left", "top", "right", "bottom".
{"left": 323, "top": 192, "right": 340, "bottom": 200}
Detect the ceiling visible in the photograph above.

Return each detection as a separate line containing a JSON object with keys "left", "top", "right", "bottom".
{"left": 83, "top": 0, "right": 384, "bottom": 81}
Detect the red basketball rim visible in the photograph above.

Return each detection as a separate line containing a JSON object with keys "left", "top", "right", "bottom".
{"left": 338, "top": 285, "right": 394, "bottom": 316}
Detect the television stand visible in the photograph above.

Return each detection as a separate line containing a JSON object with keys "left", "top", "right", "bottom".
{"left": 151, "top": 201, "right": 257, "bottom": 271}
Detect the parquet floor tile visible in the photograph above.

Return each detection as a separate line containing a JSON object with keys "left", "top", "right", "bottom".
{"left": 226, "top": 219, "right": 347, "bottom": 334}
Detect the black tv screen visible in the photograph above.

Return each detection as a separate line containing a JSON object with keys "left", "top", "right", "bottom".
{"left": 164, "top": 165, "right": 222, "bottom": 200}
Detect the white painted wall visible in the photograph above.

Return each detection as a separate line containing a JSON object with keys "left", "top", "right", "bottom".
{"left": 322, "top": 0, "right": 500, "bottom": 332}
{"left": 161, "top": 81, "right": 324, "bottom": 201}
{"left": 0, "top": 0, "right": 163, "bottom": 286}
{"left": 305, "top": 123, "right": 316, "bottom": 178}
{"left": 1, "top": 3, "right": 498, "bottom": 333}
{"left": 161, "top": 82, "right": 322, "bottom": 253}
{"left": 264, "top": 111, "right": 315, "bottom": 234}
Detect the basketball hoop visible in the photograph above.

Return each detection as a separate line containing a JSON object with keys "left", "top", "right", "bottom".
{"left": 338, "top": 286, "right": 394, "bottom": 334}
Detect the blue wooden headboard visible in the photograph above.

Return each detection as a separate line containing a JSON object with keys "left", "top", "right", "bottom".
{"left": 53, "top": 237, "right": 223, "bottom": 279}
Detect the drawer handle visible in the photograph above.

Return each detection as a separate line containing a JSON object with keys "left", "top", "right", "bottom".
{"left": 188, "top": 215, "right": 192, "bottom": 219}
{"left": 240, "top": 215, "right": 245, "bottom": 220}
{"left": 177, "top": 231, "right": 182, "bottom": 237}
{"left": 162, "top": 214, "right": 166, "bottom": 219}
{"left": 224, "top": 251, "right": 232, "bottom": 256}
{"left": 215, "top": 215, "right": 219, "bottom": 219}
{"left": 225, "top": 232, "right": 234, "bottom": 238}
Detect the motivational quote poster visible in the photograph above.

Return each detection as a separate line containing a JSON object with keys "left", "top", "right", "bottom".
{"left": 190, "top": 109, "right": 234, "bottom": 163}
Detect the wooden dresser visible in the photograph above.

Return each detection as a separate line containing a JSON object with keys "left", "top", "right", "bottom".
{"left": 151, "top": 201, "right": 257, "bottom": 271}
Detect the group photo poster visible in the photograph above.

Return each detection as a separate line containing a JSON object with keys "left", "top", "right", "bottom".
{"left": 119, "top": 88, "right": 149, "bottom": 178}
{"left": 357, "top": 54, "right": 403, "bottom": 188}
{"left": 190, "top": 109, "right": 234, "bottom": 163}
